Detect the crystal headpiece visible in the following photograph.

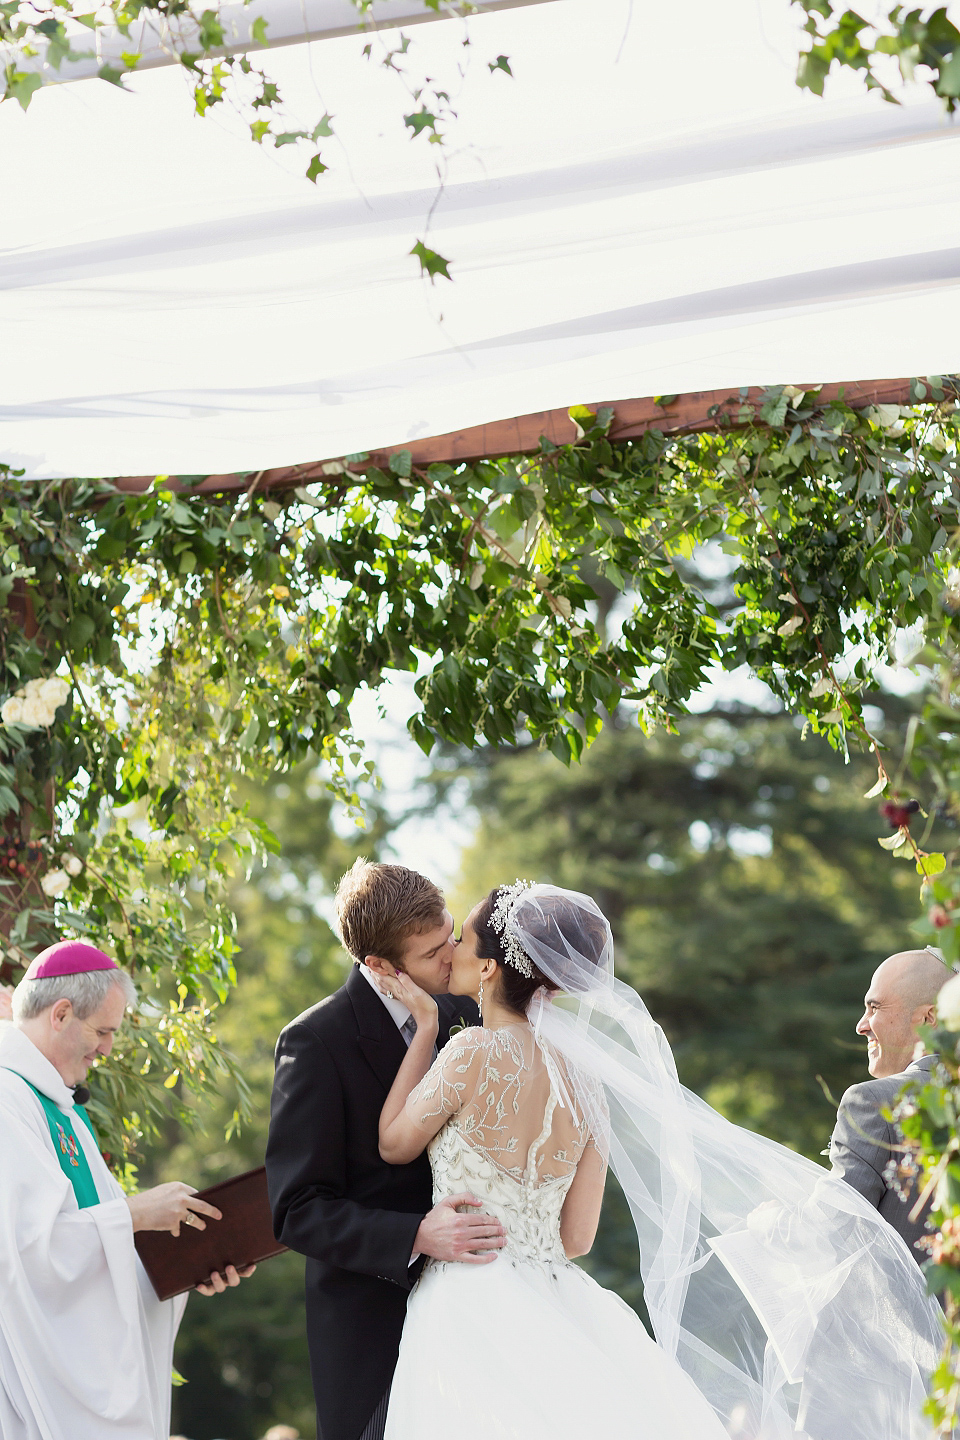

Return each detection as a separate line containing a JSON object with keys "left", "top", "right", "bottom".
{"left": 490, "top": 879, "right": 534, "bottom": 978}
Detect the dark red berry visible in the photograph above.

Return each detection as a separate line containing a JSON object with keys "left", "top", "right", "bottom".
{"left": 881, "top": 798, "right": 921, "bottom": 829}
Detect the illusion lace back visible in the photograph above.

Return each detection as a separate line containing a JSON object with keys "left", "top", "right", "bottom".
{"left": 387, "top": 1021, "right": 732, "bottom": 1440}
{"left": 405, "top": 1023, "right": 598, "bottom": 1266}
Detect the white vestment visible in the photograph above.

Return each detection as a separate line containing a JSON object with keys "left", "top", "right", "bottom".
{"left": 0, "top": 1024, "right": 187, "bottom": 1440}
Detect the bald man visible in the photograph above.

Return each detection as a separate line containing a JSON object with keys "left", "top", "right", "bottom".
{"left": 828, "top": 948, "right": 951, "bottom": 1262}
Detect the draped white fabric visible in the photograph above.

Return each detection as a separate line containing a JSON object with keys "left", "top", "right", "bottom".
{"left": 3, "top": 0, "right": 960, "bottom": 480}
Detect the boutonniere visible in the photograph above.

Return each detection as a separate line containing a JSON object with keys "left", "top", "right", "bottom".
{"left": 448, "top": 1015, "right": 470, "bottom": 1037}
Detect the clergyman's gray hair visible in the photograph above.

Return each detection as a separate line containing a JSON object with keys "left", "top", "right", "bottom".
{"left": 12, "top": 967, "right": 137, "bottom": 1024}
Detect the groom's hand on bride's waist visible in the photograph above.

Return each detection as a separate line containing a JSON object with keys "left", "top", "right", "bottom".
{"left": 413, "top": 1194, "right": 506, "bottom": 1264}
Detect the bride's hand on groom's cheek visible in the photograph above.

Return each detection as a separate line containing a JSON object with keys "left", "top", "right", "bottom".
{"left": 414, "top": 1194, "right": 506, "bottom": 1264}
{"left": 382, "top": 968, "right": 438, "bottom": 1031}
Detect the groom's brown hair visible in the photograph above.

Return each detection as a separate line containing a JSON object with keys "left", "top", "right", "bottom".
{"left": 335, "top": 858, "right": 446, "bottom": 967}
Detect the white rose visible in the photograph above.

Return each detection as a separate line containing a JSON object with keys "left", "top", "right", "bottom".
{"left": 38, "top": 677, "right": 70, "bottom": 711}
{"left": 1, "top": 697, "right": 24, "bottom": 725}
{"left": 63, "top": 854, "right": 83, "bottom": 877}
{"left": 937, "top": 973, "right": 960, "bottom": 1031}
{"left": 23, "top": 678, "right": 45, "bottom": 699}
{"left": 19, "top": 696, "right": 54, "bottom": 728}
{"left": 40, "top": 869, "right": 70, "bottom": 898}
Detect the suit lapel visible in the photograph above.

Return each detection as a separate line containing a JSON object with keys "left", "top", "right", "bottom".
{"left": 437, "top": 994, "right": 479, "bottom": 1048}
{"left": 347, "top": 965, "right": 409, "bottom": 1095}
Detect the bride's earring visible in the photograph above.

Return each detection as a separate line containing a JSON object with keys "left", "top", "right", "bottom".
{"left": 478, "top": 976, "right": 484, "bottom": 1022}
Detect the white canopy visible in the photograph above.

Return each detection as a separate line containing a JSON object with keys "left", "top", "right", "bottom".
{"left": 3, "top": 0, "right": 960, "bottom": 480}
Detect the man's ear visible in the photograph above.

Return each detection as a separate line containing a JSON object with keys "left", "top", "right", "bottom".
{"left": 920, "top": 1002, "right": 938, "bottom": 1028}
{"left": 49, "top": 999, "right": 73, "bottom": 1030}
{"left": 364, "top": 955, "right": 398, "bottom": 980}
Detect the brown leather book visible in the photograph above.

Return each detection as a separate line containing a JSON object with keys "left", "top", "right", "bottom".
{"left": 134, "top": 1165, "right": 288, "bottom": 1301}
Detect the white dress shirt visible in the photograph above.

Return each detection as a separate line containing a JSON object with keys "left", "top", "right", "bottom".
{"left": 357, "top": 963, "right": 422, "bottom": 1264}
{"left": 357, "top": 961, "right": 415, "bottom": 1037}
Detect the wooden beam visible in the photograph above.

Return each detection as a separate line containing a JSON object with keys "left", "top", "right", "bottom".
{"left": 110, "top": 377, "right": 921, "bottom": 497}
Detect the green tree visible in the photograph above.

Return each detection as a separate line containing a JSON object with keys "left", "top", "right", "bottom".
{"left": 448, "top": 701, "right": 935, "bottom": 1312}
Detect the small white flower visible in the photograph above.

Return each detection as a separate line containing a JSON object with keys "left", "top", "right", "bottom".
{"left": 937, "top": 973, "right": 960, "bottom": 1031}
{"left": 63, "top": 854, "right": 83, "bottom": 877}
{"left": 40, "top": 869, "right": 70, "bottom": 899}
{"left": 1, "top": 697, "right": 24, "bottom": 725}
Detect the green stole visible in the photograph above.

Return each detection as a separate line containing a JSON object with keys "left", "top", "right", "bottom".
{"left": 23, "top": 1079, "right": 101, "bottom": 1209}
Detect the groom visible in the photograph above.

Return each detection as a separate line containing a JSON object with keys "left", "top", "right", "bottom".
{"left": 266, "top": 860, "right": 500, "bottom": 1440}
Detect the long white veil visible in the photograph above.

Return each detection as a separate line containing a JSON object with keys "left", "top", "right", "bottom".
{"left": 506, "top": 883, "right": 943, "bottom": 1440}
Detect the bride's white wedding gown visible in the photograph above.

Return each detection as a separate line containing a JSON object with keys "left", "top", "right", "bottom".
{"left": 384, "top": 1023, "right": 729, "bottom": 1440}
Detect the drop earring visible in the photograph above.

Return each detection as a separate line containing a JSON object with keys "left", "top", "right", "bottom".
{"left": 478, "top": 976, "right": 484, "bottom": 1023}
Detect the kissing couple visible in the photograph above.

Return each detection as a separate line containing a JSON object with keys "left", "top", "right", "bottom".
{"left": 266, "top": 861, "right": 942, "bottom": 1440}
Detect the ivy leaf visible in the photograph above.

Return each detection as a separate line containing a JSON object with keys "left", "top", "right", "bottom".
{"left": 197, "top": 10, "right": 224, "bottom": 49}
{"left": 250, "top": 15, "right": 268, "bottom": 45}
{"left": 410, "top": 241, "right": 452, "bottom": 282}
{"left": 936, "top": 48, "right": 960, "bottom": 97}
{"left": 404, "top": 107, "right": 437, "bottom": 138}
{"left": 488, "top": 54, "right": 512, "bottom": 75}
{"left": 306, "top": 154, "right": 328, "bottom": 182}
{"left": 569, "top": 405, "right": 597, "bottom": 441}
{"left": 311, "top": 114, "right": 334, "bottom": 141}
{"left": 5, "top": 70, "right": 42, "bottom": 109}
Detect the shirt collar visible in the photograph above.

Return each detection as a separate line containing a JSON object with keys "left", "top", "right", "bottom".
{"left": 0, "top": 1023, "right": 76, "bottom": 1108}
{"left": 356, "top": 962, "right": 412, "bottom": 1032}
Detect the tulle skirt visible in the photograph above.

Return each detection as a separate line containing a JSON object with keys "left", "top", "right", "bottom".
{"left": 384, "top": 1253, "right": 730, "bottom": 1439}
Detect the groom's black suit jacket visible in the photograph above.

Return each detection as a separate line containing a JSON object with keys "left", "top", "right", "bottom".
{"left": 266, "top": 965, "right": 478, "bottom": 1440}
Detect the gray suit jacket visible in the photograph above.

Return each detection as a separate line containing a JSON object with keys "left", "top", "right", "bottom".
{"left": 829, "top": 1053, "right": 937, "bottom": 1264}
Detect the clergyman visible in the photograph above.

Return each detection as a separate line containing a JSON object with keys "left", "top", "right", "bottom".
{"left": 0, "top": 938, "right": 254, "bottom": 1440}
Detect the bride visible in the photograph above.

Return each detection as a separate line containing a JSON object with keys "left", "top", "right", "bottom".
{"left": 376, "top": 882, "right": 942, "bottom": 1439}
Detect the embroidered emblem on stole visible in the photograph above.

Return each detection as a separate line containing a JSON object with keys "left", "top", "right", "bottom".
{"left": 55, "top": 1121, "right": 81, "bottom": 1167}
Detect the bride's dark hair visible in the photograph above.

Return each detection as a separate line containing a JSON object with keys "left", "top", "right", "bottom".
{"left": 473, "top": 886, "right": 561, "bottom": 1014}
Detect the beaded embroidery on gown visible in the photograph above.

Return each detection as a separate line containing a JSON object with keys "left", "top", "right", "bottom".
{"left": 383, "top": 1023, "right": 729, "bottom": 1440}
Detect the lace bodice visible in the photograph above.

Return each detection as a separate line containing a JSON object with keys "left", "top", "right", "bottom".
{"left": 405, "top": 1024, "right": 599, "bottom": 1266}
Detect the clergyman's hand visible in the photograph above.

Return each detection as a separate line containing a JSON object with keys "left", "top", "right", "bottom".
{"left": 125, "top": 1181, "right": 223, "bottom": 1236}
{"left": 414, "top": 1194, "right": 506, "bottom": 1264}
{"left": 196, "top": 1263, "right": 257, "bottom": 1296}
